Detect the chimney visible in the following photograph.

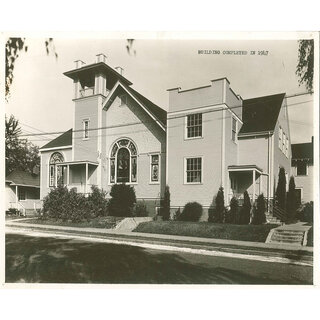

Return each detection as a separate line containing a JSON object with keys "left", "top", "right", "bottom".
{"left": 96, "top": 53, "right": 107, "bottom": 64}
{"left": 74, "top": 60, "right": 85, "bottom": 69}
{"left": 115, "top": 66, "right": 124, "bottom": 76}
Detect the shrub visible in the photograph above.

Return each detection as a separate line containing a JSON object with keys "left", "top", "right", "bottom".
{"left": 297, "top": 201, "right": 313, "bottom": 223}
{"left": 275, "top": 167, "right": 286, "bottom": 210}
{"left": 226, "top": 197, "right": 239, "bottom": 224}
{"left": 42, "top": 186, "right": 91, "bottom": 222}
{"left": 161, "top": 185, "right": 171, "bottom": 221}
{"left": 251, "top": 194, "right": 266, "bottom": 225}
{"left": 107, "top": 183, "right": 136, "bottom": 217}
{"left": 239, "top": 191, "right": 251, "bottom": 224}
{"left": 133, "top": 201, "right": 149, "bottom": 217}
{"left": 87, "top": 185, "right": 109, "bottom": 217}
{"left": 173, "top": 207, "right": 181, "bottom": 221}
{"left": 286, "top": 176, "right": 298, "bottom": 221}
{"left": 179, "top": 202, "right": 203, "bottom": 222}
{"left": 208, "top": 187, "right": 225, "bottom": 223}
{"left": 7, "top": 208, "right": 20, "bottom": 216}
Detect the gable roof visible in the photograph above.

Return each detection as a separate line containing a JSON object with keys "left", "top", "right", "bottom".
{"left": 40, "top": 129, "right": 72, "bottom": 150}
{"left": 292, "top": 140, "right": 313, "bottom": 162}
{"left": 103, "top": 81, "right": 167, "bottom": 129}
{"left": 239, "top": 93, "right": 285, "bottom": 136}
{"left": 6, "top": 170, "right": 40, "bottom": 187}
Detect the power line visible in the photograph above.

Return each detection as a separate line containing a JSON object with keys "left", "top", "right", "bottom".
{"left": 19, "top": 96, "right": 314, "bottom": 139}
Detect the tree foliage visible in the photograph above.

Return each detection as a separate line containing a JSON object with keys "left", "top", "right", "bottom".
{"left": 209, "top": 187, "right": 225, "bottom": 223}
{"left": 251, "top": 194, "right": 266, "bottom": 225}
{"left": 5, "top": 114, "right": 40, "bottom": 176}
{"left": 161, "top": 185, "right": 171, "bottom": 220}
{"left": 296, "top": 39, "right": 314, "bottom": 92}
{"left": 286, "top": 176, "right": 297, "bottom": 220}
{"left": 226, "top": 196, "right": 239, "bottom": 224}
{"left": 239, "top": 191, "right": 251, "bottom": 224}
{"left": 5, "top": 37, "right": 58, "bottom": 99}
{"left": 179, "top": 202, "right": 203, "bottom": 222}
{"left": 275, "top": 167, "right": 286, "bottom": 210}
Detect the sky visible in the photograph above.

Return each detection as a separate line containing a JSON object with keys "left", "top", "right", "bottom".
{"left": 6, "top": 37, "right": 315, "bottom": 147}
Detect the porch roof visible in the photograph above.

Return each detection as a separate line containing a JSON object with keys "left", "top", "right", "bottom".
{"left": 5, "top": 170, "right": 40, "bottom": 187}
{"left": 228, "top": 164, "right": 263, "bottom": 174}
{"left": 56, "top": 160, "right": 99, "bottom": 166}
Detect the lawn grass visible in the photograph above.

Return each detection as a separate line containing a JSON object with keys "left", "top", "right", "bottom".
{"left": 133, "top": 221, "right": 278, "bottom": 243}
{"left": 17, "top": 216, "right": 123, "bottom": 229}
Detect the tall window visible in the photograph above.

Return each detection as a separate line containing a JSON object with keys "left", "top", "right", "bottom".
{"left": 110, "top": 139, "right": 137, "bottom": 183}
{"left": 285, "top": 138, "right": 289, "bottom": 157}
{"left": 185, "top": 157, "right": 202, "bottom": 183}
{"left": 83, "top": 119, "right": 89, "bottom": 139}
{"left": 150, "top": 154, "right": 160, "bottom": 183}
{"left": 49, "top": 152, "right": 64, "bottom": 187}
{"left": 186, "top": 113, "right": 202, "bottom": 138}
{"left": 296, "top": 161, "right": 307, "bottom": 176}
{"left": 282, "top": 132, "right": 286, "bottom": 153}
{"left": 18, "top": 188, "right": 26, "bottom": 201}
{"left": 279, "top": 127, "right": 282, "bottom": 149}
{"left": 232, "top": 117, "right": 237, "bottom": 142}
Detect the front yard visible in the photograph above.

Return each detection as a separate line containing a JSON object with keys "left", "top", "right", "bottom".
{"left": 133, "top": 221, "right": 278, "bottom": 243}
{"left": 17, "top": 216, "right": 123, "bottom": 229}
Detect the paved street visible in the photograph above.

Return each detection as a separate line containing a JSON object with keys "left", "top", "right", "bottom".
{"left": 6, "top": 233, "right": 312, "bottom": 284}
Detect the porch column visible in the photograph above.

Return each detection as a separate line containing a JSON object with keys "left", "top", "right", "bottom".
{"left": 67, "top": 164, "right": 70, "bottom": 186}
{"left": 252, "top": 170, "right": 256, "bottom": 203}
{"left": 15, "top": 185, "right": 18, "bottom": 207}
{"left": 85, "top": 163, "right": 88, "bottom": 194}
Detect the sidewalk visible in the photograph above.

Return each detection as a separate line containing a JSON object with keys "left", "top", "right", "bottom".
{"left": 6, "top": 219, "right": 313, "bottom": 265}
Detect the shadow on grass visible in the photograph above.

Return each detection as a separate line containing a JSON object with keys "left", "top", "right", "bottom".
{"left": 6, "top": 234, "right": 311, "bottom": 284}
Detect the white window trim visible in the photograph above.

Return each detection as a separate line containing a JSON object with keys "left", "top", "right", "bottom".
{"left": 231, "top": 116, "right": 237, "bottom": 144}
{"left": 279, "top": 126, "right": 282, "bottom": 150}
{"left": 184, "top": 156, "right": 203, "bottom": 185}
{"left": 108, "top": 139, "right": 138, "bottom": 185}
{"left": 149, "top": 153, "right": 161, "bottom": 184}
{"left": 83, "top": 118, "right": 90, "bottom": 140}
{"left": 184, "top": 113, "right": 203, "bottom": 140}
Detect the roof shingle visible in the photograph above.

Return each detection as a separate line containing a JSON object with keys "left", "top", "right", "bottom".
{"left": 239, "top": 93, "right": 285, "bottom": 135}
{"left": 6, "top": 170, "right": 40, "bottom": 187}
{"left": 40, "top": 129, "right": 72, "bottom": 150}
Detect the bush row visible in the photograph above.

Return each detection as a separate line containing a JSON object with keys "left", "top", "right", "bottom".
{"left": 42, "top": 184, "right": 149, "bottom": 222}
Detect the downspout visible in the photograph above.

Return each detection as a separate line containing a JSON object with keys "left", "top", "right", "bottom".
{"left": 221, "top": 80, "right": 227, "bottom": 200}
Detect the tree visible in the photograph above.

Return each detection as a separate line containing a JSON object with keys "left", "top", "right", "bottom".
{"left": 6, "top": 37, "right": 58, "bottom": 99}
{"left": 5, "top": 114, "right": 40, "bottom": 175}
{"left": 296, "top": 39, "right": 314, "bottom": 93}
{"left": 209, "top": 187, "right": 225, "bottom": 223}
{"left": 161, "top": 185, "right": 171, "bottom": 220}
{"left": 226, "top": 196, "right": 239, "bottom": 224}
{"left": 251, "top": 194, "right": 266, "bottom": 225}
{"left": 239, "top": 191, "right": 251, "bottom": 224}
{"left": 286, "top": 176, "right": 297, "bottom": 221}
{"left": 275, "top": 167, "right": 286, "bottom": 210}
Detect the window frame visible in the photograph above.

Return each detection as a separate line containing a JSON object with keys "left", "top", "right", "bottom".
{"left": 18, "top": 188, "right": 26, "bottom": 201}
{"left": 185, "top": 113, "right": 203, "bottom": 140}
{"left": 184, "top": 156, "right": 203, "bottom": 185}
{"left": 231, "top": 117, "right": 237, "bottom": 143}
{"left": 149, "top": 153, "right": 161, "bottom": 184}
{"left": 278, "top": 126, "right": 282, "bottom": 149}
{"left": 83, "top": 118, "right": 90, "bottom": 140}
{"left": 48, "top": 152, "right": 64, "bottom": 187}
{"left": 109, "top": 139, "right": 138, "bottom": 185}
{"left": 296, "top": 161, "right": 308, "bottom": 176}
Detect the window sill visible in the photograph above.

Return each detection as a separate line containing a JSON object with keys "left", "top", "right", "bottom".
{"left": 183, "top": 182, "right": 203, "bottom": 185}
{"left": 149, "top": 181, "right": 160, "bottom": 185}
{"left": 82, "top": 138, "right": 89, "bottom": 141}
{"left": 184, "top": 136, "right": 203, "bottom": 141}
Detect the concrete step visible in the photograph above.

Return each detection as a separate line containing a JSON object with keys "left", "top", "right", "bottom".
{"left": 269, "top": 229, "right": 305, "bottom": 245}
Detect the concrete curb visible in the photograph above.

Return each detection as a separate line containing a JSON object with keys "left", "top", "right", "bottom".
{"left": 6, "top": 220, "right": 313, "bottom": 254}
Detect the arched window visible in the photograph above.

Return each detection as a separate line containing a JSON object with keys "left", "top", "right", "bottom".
{"left": 110, "top": 139, "right": 137, "bottom": 183}
{"left": 49, "top": 152, "right": 64, "bottom": 187}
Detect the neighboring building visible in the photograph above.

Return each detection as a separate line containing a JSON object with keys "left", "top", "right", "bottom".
{"left": 5, "top": 170, "right": 41, "bottom": 215}
{"left": 291, "top": 137, "right": 314, "bottom": 203}
{"left": 167, "top": 82, "right": 292, "bottom": 217}
{"left": 40, "top": 54, "right": 166, "bottom": 214}
{"left": 40, "top": 54, "right": 292, "bottom": 217}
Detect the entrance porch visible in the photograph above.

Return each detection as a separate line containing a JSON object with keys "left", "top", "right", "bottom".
{"left": 227, "top": 165, "right": 268, "bottom": 205}
{"left": 56, "top": 160, "right": 99, "bottom": 195}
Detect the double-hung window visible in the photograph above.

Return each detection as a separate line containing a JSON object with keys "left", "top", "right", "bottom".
{"left": 186, "top": 113, "right": 202, "bottom": 138}
{"left": 83, "top": 119, "right": 89, "bottom": 139}
{"left": 185, "top": 157, "right": 202, "bottom": 184}
{"left": 279, "top": 127, "right": 282, "bottom": 149}
{"left": 296, "top": 161, "right": 307, "bottom": 176}
{"left": 232, "top": 117, "right": 237, "bottom": 142}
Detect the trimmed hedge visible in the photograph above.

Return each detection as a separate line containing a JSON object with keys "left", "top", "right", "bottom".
{"left": 179, "top": 202, "right": 203, "bottom": 222}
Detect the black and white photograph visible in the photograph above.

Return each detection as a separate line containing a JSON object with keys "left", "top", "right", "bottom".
{"left": 3, "top": 33, "right": 318, "bottom": 286}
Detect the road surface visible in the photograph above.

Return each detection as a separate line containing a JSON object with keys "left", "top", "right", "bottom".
{"left": 5, "top": 233, "right": 312, "bottom": 284}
